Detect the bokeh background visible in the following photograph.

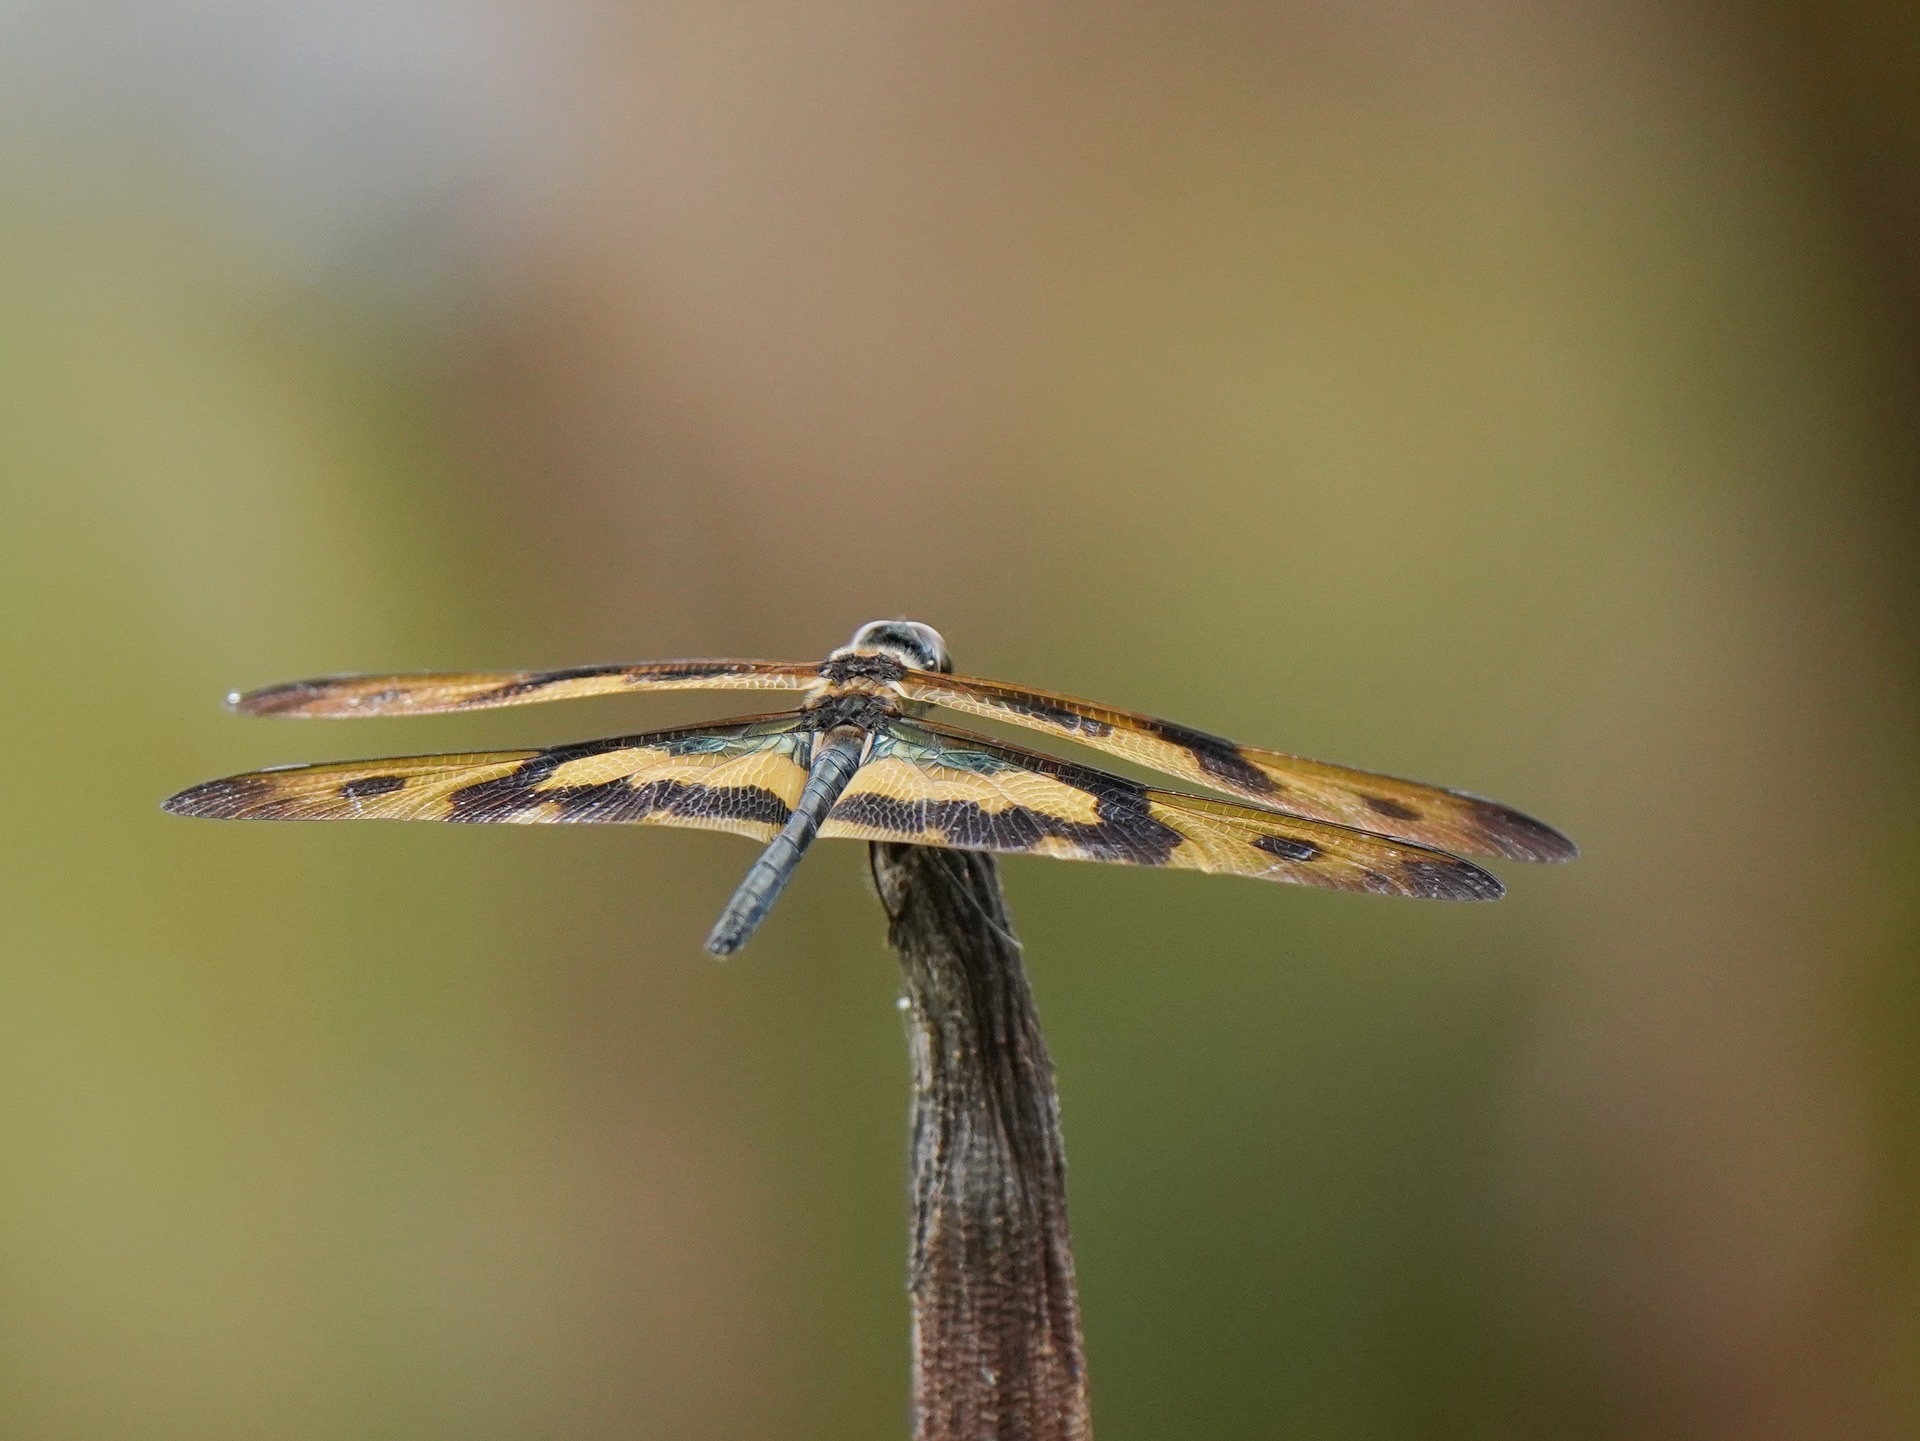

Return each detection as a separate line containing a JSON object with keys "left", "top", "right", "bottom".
{"left": 3, "top": 3, "right": 1917, "bottom": 1438}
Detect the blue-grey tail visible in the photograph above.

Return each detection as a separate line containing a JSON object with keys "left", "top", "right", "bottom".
{"left": 705, "top": 729, "right": 867, "bottom": 956}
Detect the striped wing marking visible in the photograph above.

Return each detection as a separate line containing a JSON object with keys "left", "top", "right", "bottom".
{"left": 899, "top": 673, "right": 1575, "bottom": 865}
{"left": 231, "top": 661, "right": 820, "bottom": 718}
{"left": 162, "top": 714, "right": 813, "bottom": 838}
{"left": 820, "top": 720, "right": 1505, "bottom": 900}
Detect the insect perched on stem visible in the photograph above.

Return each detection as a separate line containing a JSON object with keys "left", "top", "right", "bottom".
{"left": 164, "top": 620, "right": 1576, "bottom": 953}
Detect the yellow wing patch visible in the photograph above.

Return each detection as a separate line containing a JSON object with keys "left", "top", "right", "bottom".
{"left": 839, "top": 754, "right": 1105, "bottom": 826}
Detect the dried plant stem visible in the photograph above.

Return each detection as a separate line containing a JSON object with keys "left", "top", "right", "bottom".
{"left": 870, "top": 843, "right": 1091, "bottom": 1441}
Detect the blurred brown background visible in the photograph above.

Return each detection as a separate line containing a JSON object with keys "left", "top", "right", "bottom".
{"left": 2, "top": 3, "right": 1916, "bottom": 1438}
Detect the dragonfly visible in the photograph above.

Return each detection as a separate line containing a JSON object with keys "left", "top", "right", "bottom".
{"left": 164, "top": 620, "right": 1576, "bottom": 954}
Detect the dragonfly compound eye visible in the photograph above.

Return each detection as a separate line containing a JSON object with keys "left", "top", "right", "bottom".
{"left": 849, "top": 619, "right": 952, "bottom": 674}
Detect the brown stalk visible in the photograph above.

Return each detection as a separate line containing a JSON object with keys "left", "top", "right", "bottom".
{"left": 869, "top": 842, "right": 1092, "bottom": 1441}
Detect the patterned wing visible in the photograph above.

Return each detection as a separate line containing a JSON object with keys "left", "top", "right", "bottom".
{"left": 898, "top": 673, "right": 1574, "bottom": 864}
{"left": 821, "top": 720, "right": 1505, "bottom": 900}
{"left": 231, "top": 660, "right": 820, "bottom": 717}
{"left": 163, "top": 714, "right": 813, "bottom": 838}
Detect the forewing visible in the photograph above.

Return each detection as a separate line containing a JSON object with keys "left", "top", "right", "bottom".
{"left": 232, "top": 660, "right": 820, "bottom": 717}
{"left": 164, "top": 714, "right": 813, "bottom": 840}
{"left": 822, "top": 720, "right": 1504, "bottom": 900}
{"left": 899, "top": 673, "right": 1574, "bottom": 864}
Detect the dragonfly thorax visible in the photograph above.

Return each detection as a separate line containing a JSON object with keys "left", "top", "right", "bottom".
{"left": 801, "top": 690, "right": 898, "bottom": 735}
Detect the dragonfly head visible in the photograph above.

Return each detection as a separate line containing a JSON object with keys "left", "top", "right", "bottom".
{"left": 844, "top": 619, "right": 952, "bottom": 674}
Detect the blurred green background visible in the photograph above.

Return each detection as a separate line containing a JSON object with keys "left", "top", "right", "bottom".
{"left": 3, "top": 3, "right": 1917, "bottom": 1438}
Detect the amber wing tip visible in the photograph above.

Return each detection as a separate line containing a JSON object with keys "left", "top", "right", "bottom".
{"left": 1405, "top": 857, "right": 1507, "bottom": 902}
{"left": 161, "top": 779, "right": 222, "bottom": 817}
{"left": 1466, "top": 799, "right": 1578, "bottom": 864}
{"left": 228, "top": 681, "right": 326, "bottom": 717}
{"left": 162, "top": 775, "right": 272, "bottom": 819}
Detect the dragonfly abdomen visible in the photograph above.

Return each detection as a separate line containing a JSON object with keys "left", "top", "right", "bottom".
{"left": 705, "top": 727, "right": 868, "bottom": 956}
